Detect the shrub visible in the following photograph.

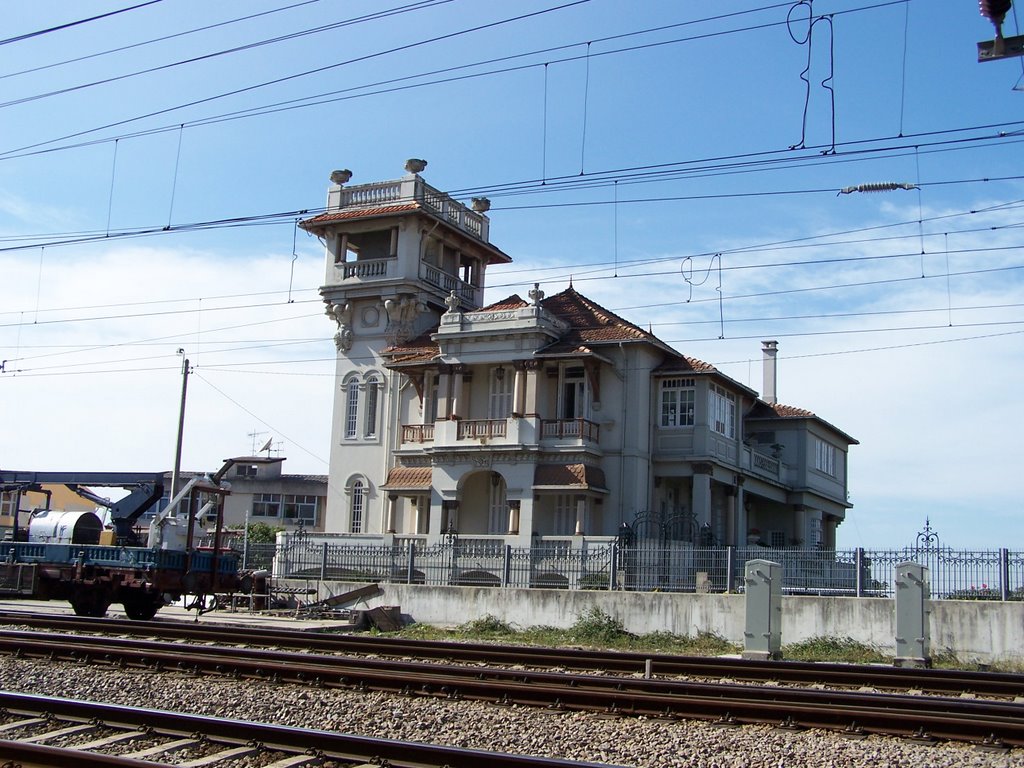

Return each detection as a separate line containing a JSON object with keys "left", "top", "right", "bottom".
{"left": 570, "top": 607, "right": 632, "bottom": 644}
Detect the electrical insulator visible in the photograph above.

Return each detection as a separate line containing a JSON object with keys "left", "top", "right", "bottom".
{"left": 838, "top": 182, "right": 918, "bottom": 195}
{"left": 979, "top": 0, "right": 1012, "bottom": 25}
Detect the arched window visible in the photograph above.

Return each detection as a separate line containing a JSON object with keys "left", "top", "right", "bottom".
{"left": 344, "top": 379, "right": 359, "bottom": 439}
{"left": 350, "top": 480, "right": 365, "bottom": 533}
{"left": 364, "top": 375, "right": 380, "bottom": 438}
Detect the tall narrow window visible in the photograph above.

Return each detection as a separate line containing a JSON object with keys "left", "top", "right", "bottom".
{"left": 487, "top": 475, "right": 507, "bottom": 534}
{"left": 709, "top": 383, "right": 736, "bottom": 438}
{"left": 425, "top": 372, "right": 439, "bottom": 424}
{"left": 553, "top": 494, "right": 575, "bottom": 536}
{"left": 350, "top": 480, "right": 364, "bottom": 533}
{"left": 489, "top": 367, "right": 512, "bottom": 419}
{"left": 364, "top": 376, "right": 379, "bottom": 437}
{"left": 814, "top": 438, "right": 837, "bottom": 476}
{"left": 560, "top": 366, "right": 588, "bottom": 419}
{"left": 344, "top": 379, "right": 359, "bottom": 439}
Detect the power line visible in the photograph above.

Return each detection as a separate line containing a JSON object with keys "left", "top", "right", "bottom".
{"left": 0, "top": 0, "right": 324, "bottom": 81}
{"left": 0, "top": 1, "right": 591, "bottom": 158}
{"left": 0, "top": 0, "right": 454, "bottom": 110}
{"left": 0, "top": 1, "right": 164, "bottom": 47}
{"left": 0, "top": 0, "right": 909, "bottom": 162}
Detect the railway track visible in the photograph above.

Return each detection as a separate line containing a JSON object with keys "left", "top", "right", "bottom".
{"left": 1, "top": 609, "right": 1020, "bottom": 699}
{"left": 0, "top": 690, "right": 621, "bottom": 768}
{"left": 1, "top": 625, "right": 1022, "bottom": 750}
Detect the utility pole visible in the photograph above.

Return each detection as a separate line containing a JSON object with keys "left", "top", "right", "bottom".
{"left": 170, "top": 350, "right": 190, "bottom": 501}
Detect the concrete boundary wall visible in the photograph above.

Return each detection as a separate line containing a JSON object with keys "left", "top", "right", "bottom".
{"left": 287, "top": 580, "right": 1024, "bottom": 663}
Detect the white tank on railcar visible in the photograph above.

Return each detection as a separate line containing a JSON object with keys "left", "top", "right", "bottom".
{"left": 27, "top": 509, "right": 103, "bottom": 545}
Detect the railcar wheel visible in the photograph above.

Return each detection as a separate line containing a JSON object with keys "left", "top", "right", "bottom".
{"left": 122, "top": 595, "right": 162, "bottom": 621}
{"left": 70, "top": 591, "right": 111, "bottom": 618}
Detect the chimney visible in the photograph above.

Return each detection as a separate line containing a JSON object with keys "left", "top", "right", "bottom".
{"left": 762, "top": 340, "right": 778, "bottom": 405}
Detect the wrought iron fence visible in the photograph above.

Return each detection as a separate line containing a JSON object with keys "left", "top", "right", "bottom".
{"left": 230, "top": 534, "right": 1024, "bottom": 601}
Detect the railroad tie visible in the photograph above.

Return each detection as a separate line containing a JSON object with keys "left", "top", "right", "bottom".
{"left": 73, "top": 729, "right": 150, "bottom": 750}
{"left": 20, "top": 722, "right": 96, "bottom": 743}
{"left": 177, "top": 744, "right": 261, "bottom": 767}
{"left": 124, "top": 736, "right": 203, "bottom": 759}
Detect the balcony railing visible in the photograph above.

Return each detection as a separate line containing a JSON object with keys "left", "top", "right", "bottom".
{"left": 402, "top": 424, "right": 434, "bottom": 444}
{"left": 457, "top": 419, "right": 507, "bottom": 440}
{"left": 327, "top": 176, "right": 489, "bottom": 242}
{"left": 423, "top": 264, "right": 479, "bottom": 307}
{"left": 341, "top": 258, "right": 391, "bottom": 280}
{"left": 541, "top": 418, "right": 600, "bottom": 443}
{"left": 751, "top": 449, "right": 780, "bottom": 476}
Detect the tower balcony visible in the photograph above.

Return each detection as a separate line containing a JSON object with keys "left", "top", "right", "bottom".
{"left": 326, "top": 175, "right": 489, "bottom": 243}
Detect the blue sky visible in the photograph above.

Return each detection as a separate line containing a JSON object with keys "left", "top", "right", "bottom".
{"left": 1, "top": 1, "right": 1022, "bottom": 548}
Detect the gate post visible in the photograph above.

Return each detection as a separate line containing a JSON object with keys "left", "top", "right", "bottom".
{"left": 725, "top": 546, "right": 735, "bottom": 593}
{"left": 855, "top": 547, "right": 865, "bottom": 597}
{"left": 320, "top": 541, "right": 328, "bottom": 580}
{"left": 742, "top": 559, "right": 782, "bottom": 660}
{"left": 406, "top": 541, "right": 416, "bottom": 585}
{"left": 502, "top": 544, "right": 511, "bottom": 587}
{"left": 894, "top": 561, "right": 931, "bottom": 668}
{"left": 609, "top": 543, "right": 619, "bottom": 591}
{"left": 1000, "top": 548, "right": 1010, "bottom": 602}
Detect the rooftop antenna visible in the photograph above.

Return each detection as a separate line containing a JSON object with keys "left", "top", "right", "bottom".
{"left": 248, "top": 430, "right": 268, "bottom": 455}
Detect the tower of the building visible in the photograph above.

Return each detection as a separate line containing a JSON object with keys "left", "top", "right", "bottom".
{"left": 298, "top": 161, "right": 511, "bottom": 531}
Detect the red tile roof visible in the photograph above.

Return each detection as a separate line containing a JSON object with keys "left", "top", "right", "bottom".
{"left": 768, "top": 403, "right": 815, "bottom": 418}
{"left": 541, "top": 287, "right": 654, "bottom": 344}
{"left": 533, "top": 463, "right": 607, "bottom": 490}
{"left": 652, "top": 355, "right": 719, "bottom": 374}
{"left": 381, "top": 465, "right": 432, "bottom": 490}
{"left": 474, "top": 294, "right": 528, "bottom": 313}
{"left": 383, "top": 331, "right": 440, "bottom": 365}
{"left": 299, "top": 203, "right": 420, "bottom": 229}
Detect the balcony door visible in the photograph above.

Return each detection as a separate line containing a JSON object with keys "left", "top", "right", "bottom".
{"left": 559, "top": 366, "right": 589, "bottom": 420}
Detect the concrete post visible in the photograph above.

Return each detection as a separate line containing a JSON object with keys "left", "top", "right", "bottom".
{"left": 742, "top": 559, "right": 782, "bottom": 660}
{"left": 894, "top": 561, "right": 931, "bottom": 668}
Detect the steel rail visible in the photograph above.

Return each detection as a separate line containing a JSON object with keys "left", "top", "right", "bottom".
{"left": 0, "top": 690, "right": 622, "bottom": 768}
{"left": 3, "top": 629, "right": 1023, "bottom": 749}
{"left": 0, "top": 609, "right": 1020, "bottom": 699}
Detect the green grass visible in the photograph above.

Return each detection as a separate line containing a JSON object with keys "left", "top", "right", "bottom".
{"left": 382, "top": 620, "right": 1020, "bottom": 671}
{"left": 389, "top": 608, "right": 741, "bottom": 655}
{"left": 782, "top": 636, "right": 890, "bottom": 664}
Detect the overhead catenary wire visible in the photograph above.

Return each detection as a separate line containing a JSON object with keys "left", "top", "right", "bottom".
{"left": 0, "top": 1, "right": 164, "bottom": 47}
{"left": 0, "top": 0, "right": 908, "bottom": 163}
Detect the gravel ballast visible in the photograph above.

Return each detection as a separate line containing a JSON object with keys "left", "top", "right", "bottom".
{"left": 0, "top": 657, "right": 1021, "bottom": 768}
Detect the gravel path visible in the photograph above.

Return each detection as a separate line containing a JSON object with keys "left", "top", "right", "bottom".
{"left": 1, "top": 656, "right": 1021, "bottom": 768}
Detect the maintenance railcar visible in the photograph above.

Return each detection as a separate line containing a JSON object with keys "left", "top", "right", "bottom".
{"left": 0, "top": 461, "right": 251, "bottom": 619}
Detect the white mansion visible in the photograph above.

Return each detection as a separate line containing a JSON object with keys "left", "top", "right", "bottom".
{"left": 300, "top": 163, "right": 856, "bottom": 550}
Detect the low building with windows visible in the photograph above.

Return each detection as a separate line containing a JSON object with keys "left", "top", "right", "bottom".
{"left": 141, "top": 457, "right": 327, "bottom": 533}
{"left": 299, "top": 163, "right": 856, "bottom": 549}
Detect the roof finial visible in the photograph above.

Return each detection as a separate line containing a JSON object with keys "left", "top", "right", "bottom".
{"left": 528, "top": 282, "right": 545, "bottom": 306}
{"left": 568, "top": 275, "right": 573, "bottom": 289}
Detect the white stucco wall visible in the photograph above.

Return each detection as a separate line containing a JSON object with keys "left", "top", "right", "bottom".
{"left": 289, "top": 581, "right": 1024, "bottom": 663}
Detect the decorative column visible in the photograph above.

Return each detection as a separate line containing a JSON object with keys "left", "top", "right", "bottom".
{"left": 523, "top": 360, "right": 540, "bottom": 417}
{"left": 450, "top": 365, "right": 466, "bottom": 420}
{"left": 732, "top": 477, "right": 746, "bottom": 548}
{"left": 691, "top": 464, "right": 713, "bottom": 528}
{"left": 436, "top": 363, "right": 452, "bottom": 420}
{"left": 512, "top": 362, "right": 525, "bottom": 417}
{"left": 386, "top": 495, "right": 398, "bottom": 534}
{"left": 414, "top": 496, "right": 426, "bottom": 534}
{"left": 507, "top": 499, "right": 521, "bottom": 535}
{"left": 574, "top": 496, "right": 586, "bottom": 536}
